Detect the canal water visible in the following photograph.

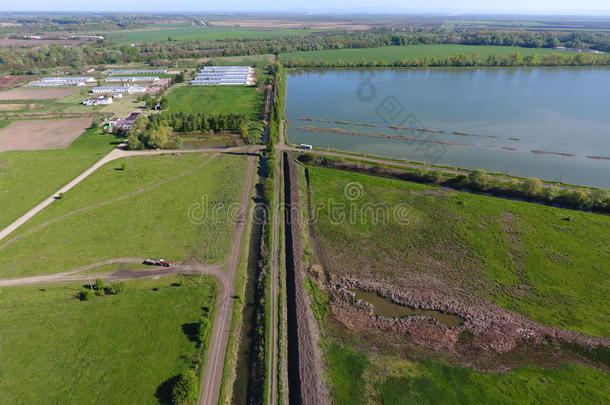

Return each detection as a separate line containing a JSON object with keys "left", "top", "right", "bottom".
{"left": 286, "top": 68, "right": 610, "bottom": 188}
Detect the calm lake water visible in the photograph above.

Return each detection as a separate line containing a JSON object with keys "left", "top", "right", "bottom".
{"left": 286, "top": 68, "right": 610, "bottom": 188}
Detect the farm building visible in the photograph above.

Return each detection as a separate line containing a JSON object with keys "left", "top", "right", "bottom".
{"left": 92, "top": 85, "right": 147, "bottom": 94}
{"left": 28, "top": 76, "right": 95, "bottom": 87}
{"left": 105, "top": 76, "right": 160, "bottom": 83}
{"left": 108, "top": 112, "right": 142, "bottom": 132}
{"left": 103, "top": 69, "right": 167, "bottom": 75}
{"left": 82, "top": 96, "right": 113, "bottom": 106}
{"left": 190, "top": 66, "right": 255, "bottom": 86}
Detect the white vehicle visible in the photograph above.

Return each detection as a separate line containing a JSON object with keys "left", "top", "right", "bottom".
{"left": 299, "top": 144, "right": 313, "bottom": 150}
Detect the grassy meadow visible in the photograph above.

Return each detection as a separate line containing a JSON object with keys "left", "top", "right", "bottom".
{"left": 280, "top": 44, "right": 580, "bottom": 64}
{"left": 0, "top": 153, "right": 248, "bottom": 278}
{"left": 0, "top": 275, "right": 215, "bottom": 404}
{"left": 325, "top": 342, "right": 610, "bottom": 405}
{"left": 106, "top": 26, "right": 319, "bottom": 44}
{"left": 163, "top": 85, "right": 263, "bottom": 119}
{"left": 306, "top": 166, "right": 610, "bottom": 336}
{"left": 303, "top": 166, "right": 610, "bottom": 404}
{"left": 0, "top": 128, "right": 118, "bottom": 230}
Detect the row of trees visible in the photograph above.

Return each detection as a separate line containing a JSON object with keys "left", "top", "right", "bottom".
{"left": 3, "top": 28, "right": 610, "bottom": 73}
{"left": 300, "top": 154, "right": 610, "bottom": 213}
{"left": 283, "top": 51, "right": 610, "bottom": 68}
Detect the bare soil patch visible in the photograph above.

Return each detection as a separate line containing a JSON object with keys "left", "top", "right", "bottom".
{"left": 0, "top": 103, "right": 40, "bottom": 111}
{"left": 0, "top": 87, "right": 80, "bottom": 101}
{"left": 0, "top": 117, "right": 92, "bottom": 151}
{"left": 0, "top": 76, "right": 30, "bottom": 89}
{"left": 0, "top": 39, "right": 83, "bottom": 47}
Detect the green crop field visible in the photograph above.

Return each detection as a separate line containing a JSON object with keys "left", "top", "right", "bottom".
{"left": 0, "top": 152, "right": 247, "bottom": 278}
{"left": 0, "top": 128, "right": 118, "bottom": 230}
{"left": 280, "top": 44, "right": 580, "bottom": 64}
{"left": 306, "top": 166, "right": 610, "bottom": 336}
{"left": 163, "top": 86, "right": 263, "bottom": 119}
{"left": 324, "top": 343, "right": 610, "bottom": 405}
{"left": 106, "top": 26, "right": 319, "bottom": 44}
{"left": 0, "top": 275, "right": 215, "bottom": 404}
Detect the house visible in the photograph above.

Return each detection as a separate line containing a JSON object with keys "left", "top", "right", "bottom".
{"left": 108, "top": 112, "right": 142, "bottom": 132}
{"left": 82, "top": 96, "right": 113, "bottom": 106}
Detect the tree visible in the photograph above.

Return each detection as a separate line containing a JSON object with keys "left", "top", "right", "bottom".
{"left": 197, "top": 317, "right": 209, "bottom": 346}
{"left": 105, "top": 281, "right": 125, "bottom": 295}
{"left": 171, "top": 371, "right": 199, "bottom": 405}
{"left": 468, "top": 169, "right": 489, "bottom": 189}
{"left": 126, "top": 134, "right": 143, "bottom": 150}
{"left": 148, "top": 124, "right": 171, "bottom": 149}
{"left": 521, "top": 178, "right": 543, "bottom": 198}
{"left": 77, "top": 289, "right": 94, "bottom": 301}
{"left": 93, "top": 279, "right": 106, "bottom": 295}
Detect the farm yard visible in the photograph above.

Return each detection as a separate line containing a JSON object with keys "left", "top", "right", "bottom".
{"left": 0, "top": 275, "right": 216, "bottom": 404}
{"left": 300, "top": 164, "right": 610, "bottom": 404}
{"left": 0, "top": 153, "right": 248, "bottom": 279}
{"left": 0, "top": 117, "right": 93, "bottom": 151}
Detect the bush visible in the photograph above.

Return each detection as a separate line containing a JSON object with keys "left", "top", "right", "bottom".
{"left": 93, "top": 278, "right": 106, "bottom": 292}
{"left": 197, "top": 317, "right": 209, "bottom": 346}
{"left": 76, "top": 289, "right": 94, "bottom": 301}
{"left": 171, "top": 371, "right": 199, "bottom": 404}
{"left": 105, "top": 282, "right": 125, "bottom": 295}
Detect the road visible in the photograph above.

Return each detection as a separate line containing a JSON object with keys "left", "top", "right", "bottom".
{"left": 0, "top": 145, "right": 263, "bottom": 243}
{"left": 198, "top": 153, "right": 256, "bottom": 405}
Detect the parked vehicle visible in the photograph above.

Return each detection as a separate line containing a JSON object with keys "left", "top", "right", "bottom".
{"left": 143, "top": 258, "right": 171, "bottom": 267}
{"left": 298, "top": 144, "right": 313, "bottom": 150}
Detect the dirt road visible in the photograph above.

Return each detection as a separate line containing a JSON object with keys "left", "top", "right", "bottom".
{"left": 198, "top": 154, "right": 257, "bottom": 405}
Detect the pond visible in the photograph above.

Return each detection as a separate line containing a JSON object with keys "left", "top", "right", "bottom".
{"left": 352, "top": 289, "right": 464, "bottom": 328}
{"left": 286, "top": 68, "right": 610, "bottom": 188}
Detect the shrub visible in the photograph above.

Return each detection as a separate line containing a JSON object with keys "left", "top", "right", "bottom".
{"left": 76, "top": 289, "right": 94, "bottom": 301}
{"left": 93, "top": 278, "right": 106, "bottom": 292}
{"left": 105, "top": 282, "right": 125, "bottom": 295}
{"left": 197, "top": 317, "right": 209, "bottom": 346}
{"left": 170, "top": 371, "right": 199, "bottom": 404}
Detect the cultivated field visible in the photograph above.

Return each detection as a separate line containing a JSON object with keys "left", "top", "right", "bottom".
{"left": 0, "top": 129, "right": 118, "bottom": 231}
{"left": 301, "top": 165, "right": 610, "bottom": 404}
{"left": 0, "top": 275, "right": 215, "bottom": 404}
{"left": 0, "top": 117, "right": 92, "bottom": 151}
{"left": 164, "top": 85, "right": 263, "bottom": 119}
{"left": 0, "top": 153, "right": 248, "bottom": 278}
{"left": 106, "top": 26, "right": 320, "bottom": 44}
{"left": 0, "top": 87, "right": 82, "bottom": 100}
{"left": 280, "top": 44, "right": 582, "bottom": 64}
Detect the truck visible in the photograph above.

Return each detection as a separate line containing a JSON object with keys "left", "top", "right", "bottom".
{"left": 143, "top": 258, "right": 172, "bottom": 267}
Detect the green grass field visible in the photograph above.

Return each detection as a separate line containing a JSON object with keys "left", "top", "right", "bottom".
{"left": 163, "top": 86, "right": 263, "bottom": 119}
{"left": 106, "top": 26, "right": 319, "bottom": 44}
{"left": 0, "top": 152, "right": 247, "bottom": 278}
{"left": 324, "top": 343, "right": 610, "bottom": 405}
{"left": 280, "top": 44, "right": 580, "bottom": 64}
{"left": 0, "top": 275, "right": 215, "bottom": 404}
{"left": 306, "top": 166, "right": 610, "bottom": 336}
{"left": 0, "top": 128, "right": 118, "bottom": 230}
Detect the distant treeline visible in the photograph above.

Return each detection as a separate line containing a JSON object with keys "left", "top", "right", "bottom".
{"left": 283, "top": 51, "right": 610, "bottom": 68}
{"left": 2, "top": 29, "right": 610, "bottom": 73}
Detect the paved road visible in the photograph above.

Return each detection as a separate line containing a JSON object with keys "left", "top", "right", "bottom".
{"left": 0, "top": 145, "right": 263, "bottom": 243}
{"left": 198, "top": 154, "right": 257, "bottom": 405}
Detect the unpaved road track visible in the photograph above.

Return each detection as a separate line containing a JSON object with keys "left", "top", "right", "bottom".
{"left": 199, "top": 153, "right": 257, "bottom": 405}
{"left": 0, "top": 145, "right": 263, "bottom": 243}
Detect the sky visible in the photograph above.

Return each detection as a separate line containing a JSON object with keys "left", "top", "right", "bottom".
{"left": 1, "top": 0, "right": 610, "bottom": 15}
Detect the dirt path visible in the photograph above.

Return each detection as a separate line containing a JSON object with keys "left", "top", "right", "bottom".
{"left": 0, "top": 145, "right": 263, "bottom": 243}
{"left": 198, "top": 154, "right": 257, "bottom": 405}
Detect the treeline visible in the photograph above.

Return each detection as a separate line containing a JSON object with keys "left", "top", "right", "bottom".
{"left": 283, "top": 51, "right": 610, "bottom": 68}
{"left": 155, "top": 112, "right": 249, "bottom": 134}
{"left": 298, "top": 154, "right": 610, "bottom": 214}
{"left": 2, "top": 29, "right": 610, "bottom": 73}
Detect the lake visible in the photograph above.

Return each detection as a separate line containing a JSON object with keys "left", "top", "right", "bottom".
{"left": 285, "top": 68, "right": 610, "bottom": 188}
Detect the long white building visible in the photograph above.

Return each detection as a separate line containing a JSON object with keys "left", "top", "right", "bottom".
{"left": 92, "top": 85, "right": 147, "bottom": 94}
{"left": 28, "top": 76, "right": 95, "bottom": 87}
{"left": 105, "top": 76, "right": 160, "bottom": 82}
{"left": 103, "top": 69, "right": 167, "bottom": 75}
{"left": 190, "top": 66, "right": 254, "bottom": 86}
